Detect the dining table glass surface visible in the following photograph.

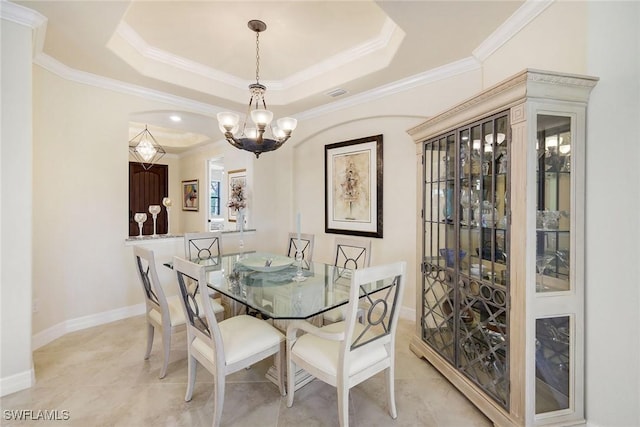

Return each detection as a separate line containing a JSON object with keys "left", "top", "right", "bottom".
{"left": 170, "top": 251, "right": 394, "bottom": 320}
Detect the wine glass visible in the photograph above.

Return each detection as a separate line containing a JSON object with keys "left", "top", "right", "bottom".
{"left": 133, "top": 213, "right": 147, "bottom": 238}
{"left": 162, "top": 197, "right": 172, "bottom": 235}
{"left": 148, "top": 205, "right": 161, "bottom": 237}
{"left": 536, "top": 254, "right": 555, "bottom": 291}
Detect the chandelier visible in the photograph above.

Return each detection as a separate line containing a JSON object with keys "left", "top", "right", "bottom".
{"left": 217, "top": 20, "right": 297, "bottom": 158}
{"left": 129, "top": 125, "right": 166, "bottom": 170}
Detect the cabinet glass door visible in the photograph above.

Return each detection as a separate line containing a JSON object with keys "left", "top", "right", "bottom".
{"left": 422, "top": 133, "right": 456, "bottom": 364}
{"left": 421, "top": 112, "right": 510, "bottom": 409}
{"left": 535, "top": 114, "right": 573, "bottom": 414}
{"left": 457, "top": 113, "right": 510, "bottom": 408}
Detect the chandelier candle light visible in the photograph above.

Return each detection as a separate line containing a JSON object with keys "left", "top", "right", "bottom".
{"left": 217, "top": 20, "right": 297, "bottom": 158}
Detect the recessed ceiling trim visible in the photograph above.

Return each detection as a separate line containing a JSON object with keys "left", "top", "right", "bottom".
{"left": 268, "top": 17, "right": 403, "bottom": 91}
{"left": 296, "top": 57, "right": 481, "bottom": 121}
{"left": 0, "top": 0, "right": 46, "bottom": 28}
{"left": 33, "top": 53, "right": 223, "bottom": 116}
{"left": 111, "top": 17, "right": 403, "bottom": 95}
{"left": 114, "top": 22, "right": 249, "bottom": 90}
{"left": 473, "top": 0, "right": 555, "bottom": 61}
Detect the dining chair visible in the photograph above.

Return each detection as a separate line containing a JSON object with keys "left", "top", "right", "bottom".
{"left": 173, "top": 256, "right": 286, "bottom": 427}
{"left": 323, "top": 237, "right": 372, "bottom": 324}
{"left": 286, "top": 232, "right": 315, "bottom": 268}
{"left": 184, "top": 231, "right": 222, "bottom": 263}
{"left": 286, "top": 261, "right": 407, "bottom": 427}
{"left": 133, "top": 246, "right": 187, "bottom": 379}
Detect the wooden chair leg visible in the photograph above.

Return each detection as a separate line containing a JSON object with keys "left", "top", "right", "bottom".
{"left": 144, "top": 323, "right": 154, "bottom": 360}
{"left": 185, "top": 355, "right": 197, "bottom": 402}
{"left": 337, "top": 386, "right": 349, "bottom": 427}
{"left": 286, "top": 354, "right": 295, "bottom": 407}
{"left": 212, "top": 372, "right": 225, "bottom": 427}
{"left": 276, "top": 342, "right": 286, "bottom": 396}
{"left": 159, "top": 326, "right": 171, "bottom": 379}
{"left": 386, "top": 365, "right": 397, "bottom": 419}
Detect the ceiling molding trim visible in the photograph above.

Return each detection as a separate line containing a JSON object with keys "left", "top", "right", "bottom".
{"left": 473, "top": 0, "right": 555, "bottom": 61}
{"left": 0, "top": 0, "right": 46, "bottom": 28}
{"left": 115, "top": 22, "right": 248, "bottom": 90}
{"left": 296, "top": 56, "right": 480, "bottom": 121}
{"left": 267, "top": 17, "right": 404, "bottom": 91}
{"left": 33, "top": 53, "right": 222, "bottom": 116}
{"left": 113, "top": 17, "right": 402, "bottom": 93}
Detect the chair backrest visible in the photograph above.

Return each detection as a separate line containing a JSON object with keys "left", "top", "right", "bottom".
{"left": 342, "top": 261, "right": 406, "bottom": 359}
{"left": 173, "top": 256, "right": 225, "bottom": 368}
{"left": 333, "top": 237, "right": 371, "bottom": 269}
{"left": 287, "top": 232, "right": 315, "bottom": 262}
{"left": 133, "top": 246, "right": 169, "bottom": 321}
{"left": 184, "top": 231, "right": 222, "bottom": 264}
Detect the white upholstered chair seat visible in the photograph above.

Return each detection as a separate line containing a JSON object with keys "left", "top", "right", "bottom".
{"left": 291, "top": 322, "right": 388, "bottom": 379}
{"left": 287, "top": 261, "right": 406, "bottom": 427}
{"left": 149, "top": 295, "right": 223, "bottom": 327}
{"left": 192, "top": 315, "right": 284, "bottom": 366}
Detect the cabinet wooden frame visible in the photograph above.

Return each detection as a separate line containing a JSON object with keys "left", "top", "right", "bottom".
{"left": 408, "top": 69, "right": 597, "bottom": 427}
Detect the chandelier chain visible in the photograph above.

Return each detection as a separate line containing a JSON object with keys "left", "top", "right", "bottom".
{"left": 255, "top": 31, "right": 260, "bottom": 84}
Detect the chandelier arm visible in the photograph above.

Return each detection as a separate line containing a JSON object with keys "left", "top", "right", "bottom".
{"left": 224, "top": 133, "right": 243, "bottom": 150}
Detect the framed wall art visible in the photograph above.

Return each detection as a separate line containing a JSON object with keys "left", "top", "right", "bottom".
{"left": 325, "top": 134, "right": 383, "bottom": 238}
{"left": 182, "top": 179, "right": 199, "bottom": 211}
{"left": 227, "top": 169, "right": 247, "bottom": 222}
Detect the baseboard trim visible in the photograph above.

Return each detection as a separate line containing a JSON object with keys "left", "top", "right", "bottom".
{"left": 0, "top": 368, "right": 34, "bottom": 397}
{"left": 32, "top": 303, "right": 145, "bottom": 350}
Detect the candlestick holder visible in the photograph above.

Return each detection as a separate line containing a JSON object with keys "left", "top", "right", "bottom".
{"left": 133, "top": 213, "right": 147, "bottom": 238}
{"left": 149, "top": 205, "right": 161, "bottom": 237}
{"left": 162, "top": 197, "right": 172, "bottom": 235}
{"left": 291, "top": 249, "right": 307, "bottom": 282}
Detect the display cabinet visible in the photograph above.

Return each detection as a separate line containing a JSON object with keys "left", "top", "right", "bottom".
{"left": 408, "top": 70, "right": 597, "bottom": 426}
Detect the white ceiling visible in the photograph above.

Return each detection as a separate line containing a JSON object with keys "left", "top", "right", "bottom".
{"left": 9, "top": 0, "right": 536, "bottom": 152}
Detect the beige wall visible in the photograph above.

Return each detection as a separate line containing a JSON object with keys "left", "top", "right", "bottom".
{"left": 1, "top": 19, "right": 34, "bottom": 395}
{"left": 1, "top": 2, "right": 639, "bottom": 425}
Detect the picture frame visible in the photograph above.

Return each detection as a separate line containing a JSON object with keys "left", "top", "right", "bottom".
{"left": 325, "top": 134, "right": 383, "bottom": 238}
{"left": 182, "top": 179, "right": 199, "bottom": 211}
{"left": 227, "top": 168, "right": 247, "bottom": 222}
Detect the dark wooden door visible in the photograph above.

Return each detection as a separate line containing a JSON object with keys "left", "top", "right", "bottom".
{"left": 129, "top": 162, "right": 168, "bottom": 236}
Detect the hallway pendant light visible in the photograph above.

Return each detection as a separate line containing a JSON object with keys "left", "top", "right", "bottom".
{"left": 217, "top": 20, "right": 297, "bottom": 158}
{"left": 129, "top": 125, "right": 166, "bottom": 170}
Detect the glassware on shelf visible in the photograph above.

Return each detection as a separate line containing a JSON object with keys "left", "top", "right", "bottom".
{"left": 460, "top": 187, "right": 471, "bottom": 225}
{"left": 133, "top": 212, "right": 147, "bottom": 238}
{"left": 536, "top": 254, "right": 555, "bottom": 291}
{"left": 162, "top": 197, "right": 172, "bottom": 235}
{"left": 148, "top": 205, "right": 161, "bottom": 237}
{"left": 470, "top": 189, "right": 480, "bottom": 227}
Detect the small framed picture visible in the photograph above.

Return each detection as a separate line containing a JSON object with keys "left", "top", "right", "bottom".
{"left": 182, "top": 179, "right": 199, "bottom": 211}
{"left": 227, "top": 169, "right": 246, "bottom": 222}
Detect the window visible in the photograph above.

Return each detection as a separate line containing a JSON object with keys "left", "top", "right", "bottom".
{"left": 210, "top": 181, "right": 221, "bottom": 216}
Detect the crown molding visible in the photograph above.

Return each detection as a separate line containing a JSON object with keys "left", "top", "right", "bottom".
{"left": 0, "top": 0, "right": 46, "bottom": 28}
{"left": 295, "top": 56, "right": 481, "bottom": 121}
{"left": 11, "top": 0, "right": 551, "bottom": 122}
{"left": 34, "top": 53, "right": 222, "bottom": 116}
{"left": 114, "top": 22, "right": 248, "bottom": 90}
{"left": 113, "top": 17, "right": 402, "bottom": 93}
{"left": 473, "top": 0, "right": 555, "bottom": 61}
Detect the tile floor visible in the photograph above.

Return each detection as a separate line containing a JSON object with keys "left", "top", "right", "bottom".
{"left": 1, "top": 316, "right": 492, "bottom": 426}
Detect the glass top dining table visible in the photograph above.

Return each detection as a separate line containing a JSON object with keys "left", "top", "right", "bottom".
{"left": 168, "top": 251, "right": 389, "bottom": 320}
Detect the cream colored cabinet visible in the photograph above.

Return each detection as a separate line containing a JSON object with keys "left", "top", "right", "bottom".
{"left": 408, "top": 70, "right": 597, "bottom": 426}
